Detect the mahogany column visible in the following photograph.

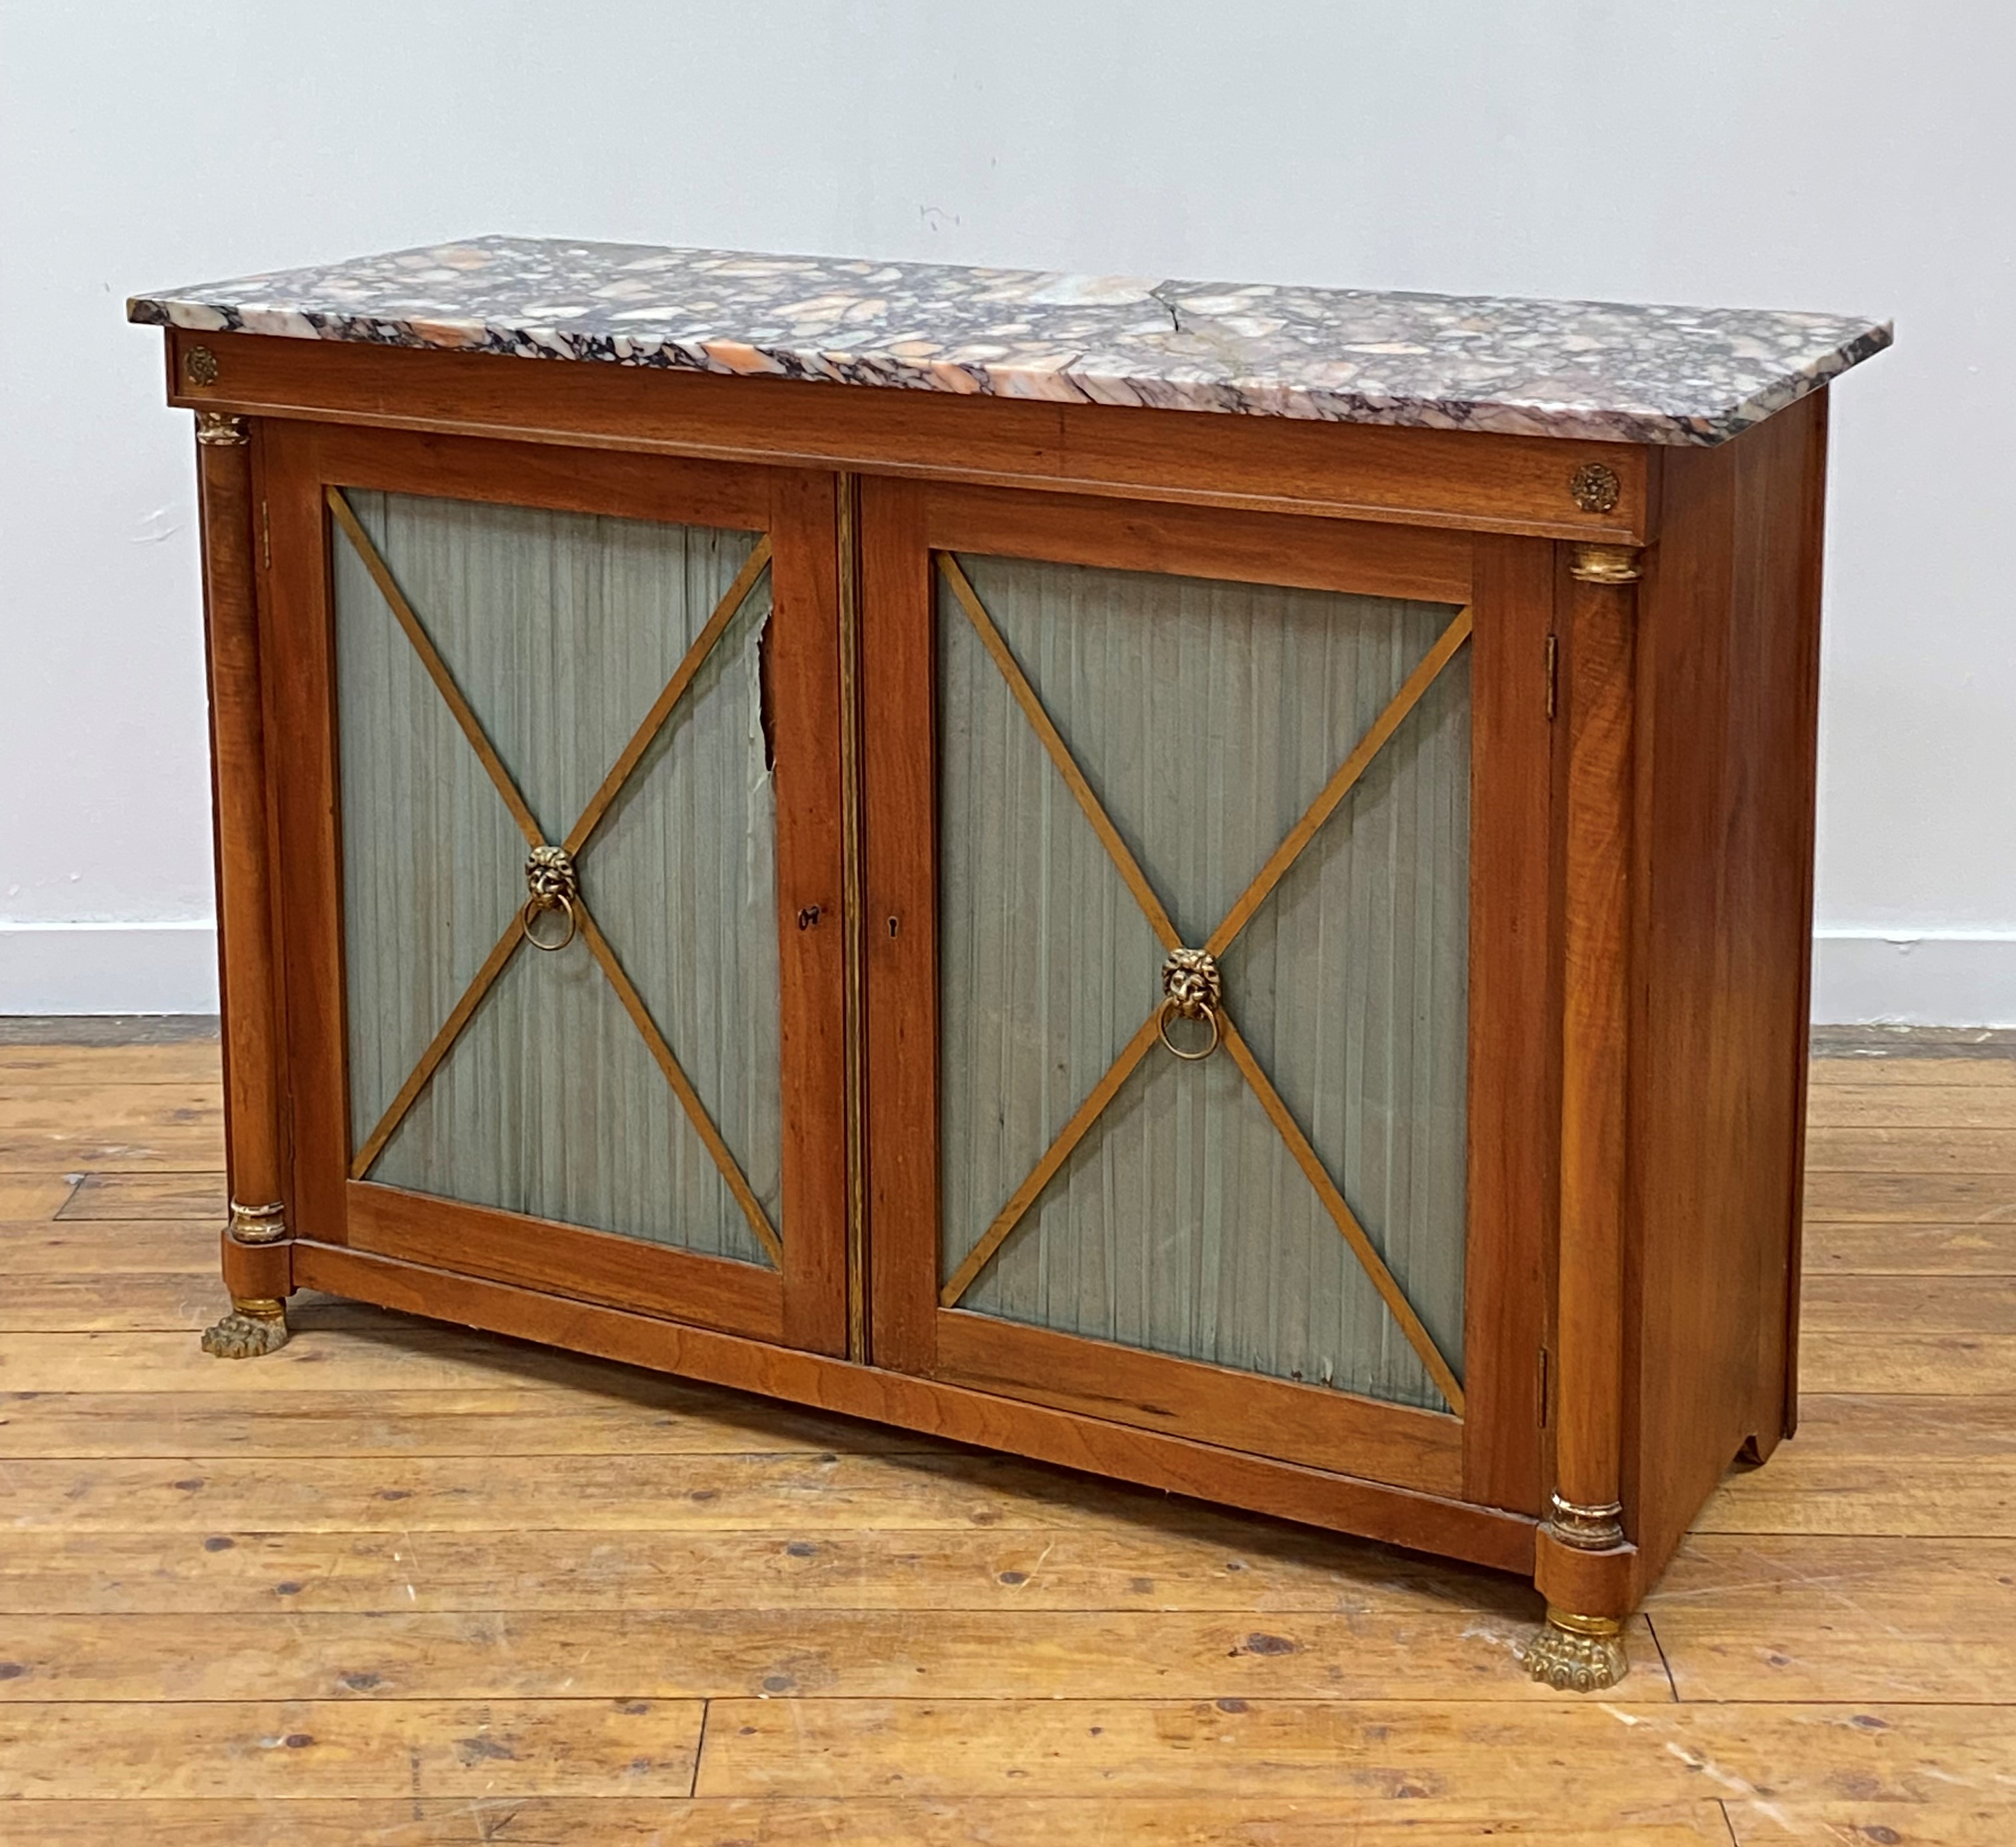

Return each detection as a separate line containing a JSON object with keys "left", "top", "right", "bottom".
{"left": 193, "top": 406, "right": 293, "bottom": 1356}
{"left": 1525, "top": 538, "right": 1641, "bottom": 1689}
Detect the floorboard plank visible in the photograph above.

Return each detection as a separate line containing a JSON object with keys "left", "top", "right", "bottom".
{"left": 1805, "top": 1126, "right": 2016, "bottom": 1174}
{"left": 1697, "top": 1458, "right": 2015, "bottom": 1537}
{"left": 0, "top": 1607, "right": 1667, "bottom": 1702}
{"left": 0, "top": 1699, "right": 702, "bottom": 1799}
{"left": 0, "top": 1524, "right": 1519, "bottom": 1616}
{"left": 1808, "top": 1055, "right": 2016, "bottom": 1088}
{"left": 1800, "top": 1172, "right": 2016, "bottom": 1222}
{"left": 0, "top": 1451, "right": 1346, "bottom": 1540}
{"left": 1725, "top": 1804, "right": 2015, "bottom": 1845}
{"left": 0, "top": 1218, "right": 215, "bottom": 1275}
{"left": 1798, "top": 1334, "right": 2016, "bottom": 1394}
{"left": 1649, "top": 1534, "right": 2016, "bottom": 1702}
{"left": 688, "top": 1698, "right": 2016, "bottom": 1801}
{"left": 0, "top": 1271, "right": 293, "bottom": 1332}
{"left": 0, "top": 1043, "right": 222, "bottom": 1085}
{"left": 1808, "top": 1085, "right": 2016, "bottom": 1130}
{"left": 0, "top": 1321, "right": 832, "bottom": 1393}
{"left": 0, "top": 1084, "right": 224, "bottom": 1170}
{"left": 56, "top": 1171, "right": 226, "bottom": 1219}
{"left": 0, "top": 1384, "right": 946, "bottom": 1461}
{"left": 1803, "top": 1221, "right": 2016, "bottom": 1276}
{"left": 0, "top": 1796, "right": 1739, "bottom": 1846}
{"left": 1781, "top": 1394, "right": 2016, "bottom": 1454}
{"left": 0, "top": 1173, "right": 78, "bottom": 1218}
{"left": 1801, "top": 1275, "right": 2016, "bottom": 1334}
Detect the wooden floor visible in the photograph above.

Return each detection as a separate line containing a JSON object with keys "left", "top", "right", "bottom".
{"left": 1, "top": 1030, "right": 2011, "bottom": 1844}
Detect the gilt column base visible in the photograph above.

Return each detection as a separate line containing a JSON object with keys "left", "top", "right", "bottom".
{"left": 1519, "top": 1607, "right": 1629, "bottom": 1692}
{"left": 200, "top": 1296, "right": 290, "bottom": 1358}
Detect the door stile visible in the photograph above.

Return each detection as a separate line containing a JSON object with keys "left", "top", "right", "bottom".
{"left": 265, "top": 419, "right": 352, "bottom": 1248}
{"left": 859, "top": 474, "right": 941, "bottom": 1375}
{"left": 768, "top": 467, "right": 849, "bottom": 1356}
{"left": 835, "top": 471, "right": 871, "bottom": 1364}
{"left": 1459, "top": 533, "right": 1561, "bottom": 1516}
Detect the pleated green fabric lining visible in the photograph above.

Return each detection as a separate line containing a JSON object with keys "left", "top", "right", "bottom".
{"left": 939, "top": 554, "right": 1469, "bottom": 1412}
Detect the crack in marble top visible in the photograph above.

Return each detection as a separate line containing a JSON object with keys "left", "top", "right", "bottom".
{"left": 129, "top": 235, "right": 1891, "bottom": 446}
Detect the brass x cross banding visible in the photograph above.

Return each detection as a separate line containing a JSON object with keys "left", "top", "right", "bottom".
{"left": 935, "top": 553, "right": 1472, "bottom": 1414}
{"left": 331, "top": 489, "right": 783, "bottom": 1267}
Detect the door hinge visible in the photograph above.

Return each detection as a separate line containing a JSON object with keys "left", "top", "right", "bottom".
{"left": 1544, "top": 632, "right": 1558, "bottom": 721}
{"left": 261, "top": 500, "right": 271, "bottom": 571}
{"left": 1537, "top": 1344, "right": 1551, "bottom": 1428}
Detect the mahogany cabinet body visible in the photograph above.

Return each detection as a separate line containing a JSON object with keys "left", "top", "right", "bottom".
{"left": 169, "top": 328, "right": 1826, "bottom": 1614}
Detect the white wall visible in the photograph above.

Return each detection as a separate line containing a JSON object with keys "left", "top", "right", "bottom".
{"left": 2, "top": 1, "right": 2011, "bottom": 1020}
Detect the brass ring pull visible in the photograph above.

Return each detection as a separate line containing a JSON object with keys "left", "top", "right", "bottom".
{"left": 1158, "top": 947, "right": 1223, "bottom": 1062}
{"left": 1157, "top": 996, "right": 1221, "bottom": 1061}
{"left": 522, "top": 845, "right": 580, "bottom": 953}
{"left": 521, "top": 892, "right": 578, "bottom": 952}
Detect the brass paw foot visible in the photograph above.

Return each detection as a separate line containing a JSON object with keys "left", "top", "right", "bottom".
{"left": 200, "top": 1297, "right": 289, "bottom": 1358}
{"left": 1519, "top": 1607, "right": 1628, "bottom": 1692}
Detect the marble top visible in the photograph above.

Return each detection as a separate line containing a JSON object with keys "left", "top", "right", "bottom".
{"left": 129, "top": 236, "right": 1891, "bottom": 446}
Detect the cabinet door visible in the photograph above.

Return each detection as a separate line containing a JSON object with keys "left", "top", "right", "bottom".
{"left": 267, "top": 424, "right": 846, "bottom": 1354}
{"left": 863, "top": 482, "right": 1553, "bottom": 1505}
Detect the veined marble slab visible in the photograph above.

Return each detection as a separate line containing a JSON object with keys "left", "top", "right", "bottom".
{"left": 129, "top": 236, "right": 1891, "bottom": 446}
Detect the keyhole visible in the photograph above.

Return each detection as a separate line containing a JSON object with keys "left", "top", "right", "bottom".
{"left": 797, "top": 905, "right": 821, "bottom": 930}
{"left": 887, "top": 915, "right": 900, "bottom": 938}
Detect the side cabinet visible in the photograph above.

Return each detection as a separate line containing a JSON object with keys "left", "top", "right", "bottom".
{"left": 159, "top": 304, "right": 1844, "bottom": 1696}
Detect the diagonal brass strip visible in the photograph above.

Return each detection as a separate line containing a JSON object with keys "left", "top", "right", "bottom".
{"left": 327, "top": 488, "right": 544, "bottom": 849}
{"left": 1205, "top": 603, "right": 1473, "bottom": 960}
{"left": 564, "top": 537, "right": 775, "bottom": 859}
{"left": 1218, "top": 1011, "right": 1466, "bottom": 1414}
{"left": 575, "top": 901, "right": 785, "bottom": 1270}
{"left": 940, "top": 553, "right": 1181, "bottom": 952}
{"left": 351, "top": 913, "right": 524, "bottom": 1180}
{"left": 939, "top": 1010, "right": 1165, "bottom": 1308}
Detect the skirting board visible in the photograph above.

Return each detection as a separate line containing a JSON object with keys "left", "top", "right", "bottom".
{"left": 1812, "top": 930, "right": 2016, "bottom": 1028}
{"left": 3, "top": 921, "right": 2013, "bottom": 1026}
{"left": 0, "top": 921, "right": 219, "bottom": 1015}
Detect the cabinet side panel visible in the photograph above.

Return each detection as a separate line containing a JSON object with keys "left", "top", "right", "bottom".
{"left": 1627, "top": 393, "right": 1827, "bottom": 1585}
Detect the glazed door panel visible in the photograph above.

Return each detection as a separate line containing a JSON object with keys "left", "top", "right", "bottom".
{"left": 864, "top": 483, "right": 1553, "bottom": 1502}
{"left": 268, "top": 425, "right": 847, "bottom": 1354}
